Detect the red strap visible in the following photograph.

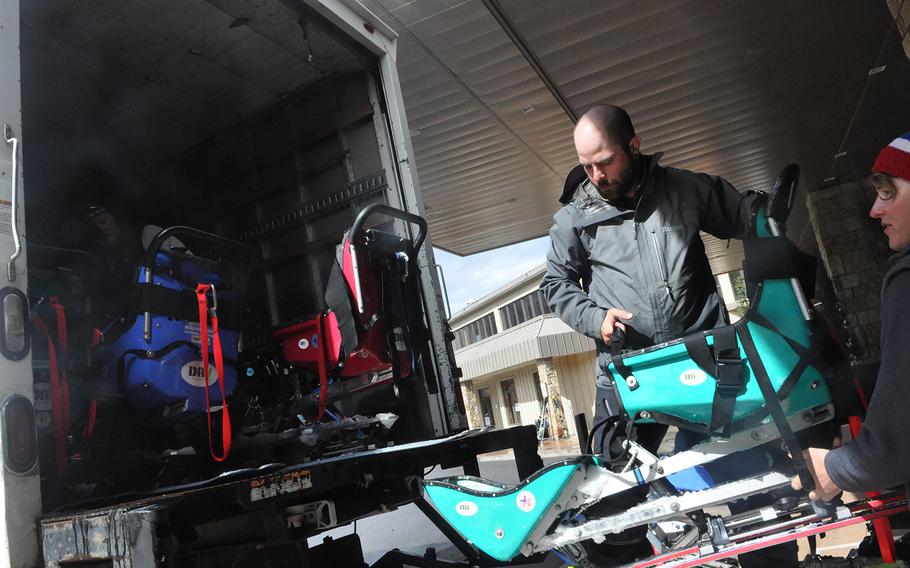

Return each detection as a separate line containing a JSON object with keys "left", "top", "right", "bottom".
{"left": 316, "top": 313, "right": 328, "bottom": 420}
{"left": 83, "top": 400, "right": 97, "bottom": 439}
{"left": 195, "top": 283, "right": 231, "bottom": 462}
{"left": 848, "top": 415, "right": 896, "bottom": 562}
{"left": 49, "top": 298, "right": 71, "bottom": 429}
{"left": 31, "top": 315, "right": 68, "bottom": 476}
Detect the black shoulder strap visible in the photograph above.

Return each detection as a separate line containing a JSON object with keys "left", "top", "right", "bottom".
{"left": 610, "top": 328, "right": 637, "bottom": 390}
{"left": 324, "top": 250, "right": 358, "bottom": 363}
{"left": 683, "top": 327, "right": 744, "bottom": 436}
{"left": 131, "top": 283, "right": 243, "bottom": 329}
{"left": 684, "top": 332, "right": 715, "bottom": 375}
{"left": 710, "top": 325, "right": 744, "bottom": 435}
{"left": 736, "top": 324, "right": 815, "bottom": 492}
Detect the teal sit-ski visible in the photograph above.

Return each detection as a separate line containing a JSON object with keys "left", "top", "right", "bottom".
{"left": 423, "top": 165, "right": 850, "bottom": 565}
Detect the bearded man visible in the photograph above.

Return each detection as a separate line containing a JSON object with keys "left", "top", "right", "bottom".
{"left": 540, "top": 104, "right": 794, "bottom": 567}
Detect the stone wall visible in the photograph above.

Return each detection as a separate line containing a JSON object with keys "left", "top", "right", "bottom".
{"left": 461, "top": 382, "right": 480, "bottom": 429}
{"left": 806, "top": 182, "right": 890, "bottom": 365}
{"left": 885, "top": 0, "right": 910, "bottom": 62}
{"left": 536, "top": 358, "right": 569, "bottom": 438}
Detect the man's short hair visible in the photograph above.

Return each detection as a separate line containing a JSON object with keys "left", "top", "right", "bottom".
{"left": 579, "top": 104, "right": 636, "bottom": 147}
{"left": 869, "top": 172, "right": 897, "bottom": 194}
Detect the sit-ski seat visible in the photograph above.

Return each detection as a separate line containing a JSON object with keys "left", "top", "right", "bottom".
{"left": 423, "top": 456, "right": 594, "bottom": 561}
{"left": 102, "top": 227, "right": 251, "bottom": 422}
{"left": 601, "top": 164, "right": 832, "bottom": 490}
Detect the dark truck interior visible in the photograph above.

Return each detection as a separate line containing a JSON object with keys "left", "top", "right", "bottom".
{"left": 20, "top": 0, "right": 444, "bottom": 511}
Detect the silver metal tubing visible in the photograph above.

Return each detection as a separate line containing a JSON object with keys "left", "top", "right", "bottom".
{"left": 4, "top": 125, "right": 20, "bottom": 282}
{"left": 767, "top": 217, "right": 812, "bottom": 321}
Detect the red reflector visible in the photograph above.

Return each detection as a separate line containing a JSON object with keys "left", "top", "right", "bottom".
{"left": 3, "top": 396, "right": 37, "bottom": 474}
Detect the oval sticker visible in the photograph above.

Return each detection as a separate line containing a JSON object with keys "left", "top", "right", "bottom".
{"left": 298, "top": 338, "right": 310, "bottom": 350}
{"left": 455, "top": 501, "right": 478, "bottom": 517}
{"left": 679, "top": 369, "right": 707, "bottom": 386}
{"left": 180, "top": 361, "right": 218, "bottom": 387}
{"left": 516, "top": 490, "right": 536, "bottom": 512}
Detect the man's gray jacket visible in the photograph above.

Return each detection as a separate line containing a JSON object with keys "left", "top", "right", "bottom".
{"left": 541, "top": 153, "right": 761, "bottom": 374}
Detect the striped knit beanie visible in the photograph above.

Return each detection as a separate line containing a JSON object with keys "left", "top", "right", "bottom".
{"left": 873, "top": 131, "right": 910, "bottom": 180}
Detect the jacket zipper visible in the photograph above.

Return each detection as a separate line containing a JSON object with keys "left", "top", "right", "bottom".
{"left": 632, "top": 187, "right": 645, "bottom": 240}
{"left": 650, "top": 230, "right": 673, "bottom": 299}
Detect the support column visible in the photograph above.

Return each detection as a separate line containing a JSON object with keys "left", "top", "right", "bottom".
{"left": 461, "top": 381, "right": 480, "bottom": 429}
{"left": 716, "top": 272, "right": 737, "bottom": 311}
{"left": 536, "top": 358, "right": 569, "bottom": 438}
{"left": 807, "top": 183, "right": 889, "bottom": 364}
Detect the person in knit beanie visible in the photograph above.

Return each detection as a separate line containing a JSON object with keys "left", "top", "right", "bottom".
{"left": 868, "top": 132, "right": 910, "bottom": 251}
{"left": 793, "top": 131, "right": 910, "bottom": 503}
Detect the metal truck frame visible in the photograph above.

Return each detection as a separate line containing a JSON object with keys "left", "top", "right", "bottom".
{"left": 0, "top": 0, "right": 544, "bottom": 566}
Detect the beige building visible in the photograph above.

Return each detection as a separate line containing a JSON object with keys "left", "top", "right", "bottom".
{"left": 451, "top": 264, "right": 597, "bottom": 440}
{"left": 450, "top": 264, "right": 750, "bottom": 440}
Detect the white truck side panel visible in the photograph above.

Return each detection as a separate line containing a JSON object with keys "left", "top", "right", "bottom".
{"left": 0, "top": 1, "right": 42, "bottom": 566}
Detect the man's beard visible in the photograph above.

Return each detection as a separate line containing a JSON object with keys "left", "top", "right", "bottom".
{"left": 594, "top": 162, "right": 638, "bottom": 204}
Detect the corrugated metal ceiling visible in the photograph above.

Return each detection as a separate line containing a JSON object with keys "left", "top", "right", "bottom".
{"left": 359, "top": 0, "right": 909, "bottom": 273}
{"left": 20, "top": 0, "right": 910, "bottom": 273}
{"left": 20, "top": 0, "right": 365, "bottom": 216}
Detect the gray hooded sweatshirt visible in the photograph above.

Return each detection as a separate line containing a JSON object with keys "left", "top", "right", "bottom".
{"left": 825, "top": 246, "right": 910, "bottom": 492}
{"left": 541, "top": 153, "right": 761, "bottom": 378}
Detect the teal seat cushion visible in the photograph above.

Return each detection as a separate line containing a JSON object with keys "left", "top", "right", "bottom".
{"left": 423, "top": 456, "right": 593, "bottom": 561}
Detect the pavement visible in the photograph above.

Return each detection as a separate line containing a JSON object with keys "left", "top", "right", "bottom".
{"left": 477, "top": 429, "right": 679, "bottom": 461}
{"left": 476, "top": 435, "right": 582, "bottom": 461}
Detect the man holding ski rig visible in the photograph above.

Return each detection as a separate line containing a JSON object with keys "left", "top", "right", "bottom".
{"left": 541, "top": 104, "right": 795, "bottom": 566}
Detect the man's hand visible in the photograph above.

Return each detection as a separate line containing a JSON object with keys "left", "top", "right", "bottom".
{"left": 790, "top": 448, "right": 844, "bottom": 502}
{"left": 600, "top": 308, "right": 633, "bottom": 344}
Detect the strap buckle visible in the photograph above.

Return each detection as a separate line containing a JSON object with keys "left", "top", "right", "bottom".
{"left": 197, "top": 283, "right": 218, "bottom": 315}
{"left": 715, "top": 349, "right": 744, "bottom": 395}
{"left": 206, "top": 284, "right": 218, "bottom": 312}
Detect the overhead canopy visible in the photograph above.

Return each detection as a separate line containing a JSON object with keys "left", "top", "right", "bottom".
{"left": 19, "top": 1, "right": 910, "bottom": 273}
{"left": 456, "top": 314, "right": 594, "bottom": 380}
{"left": 358, "top": 0, "right": 910, "bottom": 271}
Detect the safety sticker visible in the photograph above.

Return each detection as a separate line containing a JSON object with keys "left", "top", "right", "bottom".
{"left": 184, "top": 322, "right": 215, "bottom": 346}
{"left": 33, "top": 382, "right": 52, "bottom": 412}
{"left": 250, "top": 470, "right": 313, "bottom": 502}
{"left": 0, "top": 199, "right": 11, "bottom": 237}
{"left": 455, "top": 501, "right": 478, "bottom": 517}
{"left": 679, "top": 369, "right": 707, "bottom": 386}
{"left": 516, "top": 490, "right": 536, "bottom": 512}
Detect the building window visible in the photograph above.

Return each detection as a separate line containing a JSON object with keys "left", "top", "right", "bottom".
{"left": 477, "top": 387, "right": 496, "bottom": 427}
{"left": 500, "top": 290, "right": 551, "bottom": 330}
{"left": 452, "top": 312, "right": 498, "bottom": 349}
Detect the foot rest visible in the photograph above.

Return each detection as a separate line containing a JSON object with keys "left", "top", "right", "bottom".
{"left": 423, "top": 456, "right": 593, "bottom": 561}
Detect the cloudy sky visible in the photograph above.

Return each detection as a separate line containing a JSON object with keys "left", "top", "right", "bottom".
{"left": 433, "top": 236, "right": 550, "bottom": 315}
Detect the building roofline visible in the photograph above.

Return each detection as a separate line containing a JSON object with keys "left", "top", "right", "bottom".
{"left": 449, "top": 262, "right": 547, "bottom": 326}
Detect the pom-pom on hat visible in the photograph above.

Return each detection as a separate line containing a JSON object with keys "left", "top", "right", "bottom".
{"left": 873, "top": 131, "right": 910, "bottom": 181}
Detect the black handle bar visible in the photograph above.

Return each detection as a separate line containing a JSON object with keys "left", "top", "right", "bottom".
{"left": 139, "top": 225, "right": 255, "bottom": 273}
{"left": 610, "top": 325, "right": 627, "bottom": 359}
{"left": 350, "top": 204, "right": 428, "bottom": 252}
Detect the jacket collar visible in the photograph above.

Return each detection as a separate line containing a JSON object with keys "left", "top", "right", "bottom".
{"left": 559, "top": 152, "right": 664, "bottom": 206}
{"left": 889, "top": 245, "right": 910, "bottom": 268}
